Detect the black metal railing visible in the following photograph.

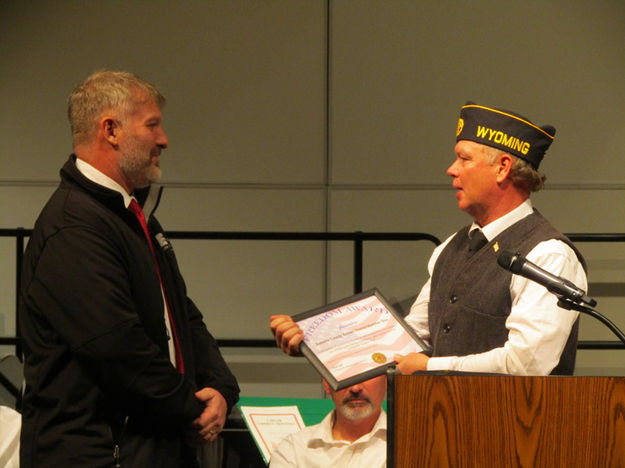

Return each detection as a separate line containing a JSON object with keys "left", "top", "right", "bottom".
{"left": 2, "top": 229, "right": 625, "bottom": 357}
{"left": 0, "top": 229, "right": 442, "bottom": 355}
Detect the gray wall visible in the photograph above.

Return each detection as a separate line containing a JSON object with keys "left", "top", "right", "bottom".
{"left": 1, "top": 1, "right": 624, "bottom": 398}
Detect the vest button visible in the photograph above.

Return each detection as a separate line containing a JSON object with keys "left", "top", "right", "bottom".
{"left": 443, "top": 324, "right": 451, "bottom": 333}
{"left": 449, "top": 295, "right": 457, "bottom": 304}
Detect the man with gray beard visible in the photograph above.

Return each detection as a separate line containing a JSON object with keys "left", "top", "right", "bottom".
{"left": 19, "top": 70, "right": 239, "bottom": 467}
{"left": 269, "top": 375, "right": 387, "bottom": 468}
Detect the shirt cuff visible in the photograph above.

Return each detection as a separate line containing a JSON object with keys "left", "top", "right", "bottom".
{"left": 426, "top": 356, "right": 455, "bottom": 371}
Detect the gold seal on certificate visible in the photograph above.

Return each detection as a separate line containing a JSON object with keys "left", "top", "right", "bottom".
{"left": 371, "top": 352, "right": 387, "bottom": 364}
{"left": 293, "top": 289, "right": 430, "bottom": 390}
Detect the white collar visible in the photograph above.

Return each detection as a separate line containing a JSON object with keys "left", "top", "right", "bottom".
{"left": 470, "top": 199, "right": 534, "bottom": 242}
{"left": 309, "top": 409, "right": 387, "bottom": 446}
{"left": 75, "top": 158, "right": 134, "bottom": 208}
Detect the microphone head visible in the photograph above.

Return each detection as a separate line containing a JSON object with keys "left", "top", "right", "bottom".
{"left": 497, "top": 250, "right": 522, "bottom": 273}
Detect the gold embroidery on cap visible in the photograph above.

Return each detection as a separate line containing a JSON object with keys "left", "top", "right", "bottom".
{"left": 456, "top": 118, "right": 464, "bottom": 137}
{"left": 476, "top": 126, "right": 531, "bottom": 155}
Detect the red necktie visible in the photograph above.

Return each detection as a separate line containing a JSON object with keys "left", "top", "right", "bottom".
{"left": 128, "top": 199, "right": 185, "bottom": 374}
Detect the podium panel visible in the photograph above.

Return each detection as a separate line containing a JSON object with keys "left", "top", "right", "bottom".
{"left": 390, "top": 374, "right": 625, "bottom": 468}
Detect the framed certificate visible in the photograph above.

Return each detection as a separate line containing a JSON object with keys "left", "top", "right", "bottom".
{"left": 293, "top": 288, "right": 430, "bottom": 390}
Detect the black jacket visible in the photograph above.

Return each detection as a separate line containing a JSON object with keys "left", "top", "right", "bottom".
{"left": 19, "top": 155, "right": 240, "bottom": 467}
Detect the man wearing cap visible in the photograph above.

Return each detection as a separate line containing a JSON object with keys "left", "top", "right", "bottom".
{"left": 270, "top": 101, "right": 587, "bottom": 377}
{"left": 393, "top": 102, "right": 588, "bottom": 376}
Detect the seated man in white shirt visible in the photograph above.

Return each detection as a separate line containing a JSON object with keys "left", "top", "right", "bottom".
{"left": 269, "top": 374, "right": 387, "bottom": 468}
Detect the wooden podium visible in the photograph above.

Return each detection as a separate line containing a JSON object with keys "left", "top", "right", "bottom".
{"left": 388, "top": 372, "right": 625, "bottom": 467}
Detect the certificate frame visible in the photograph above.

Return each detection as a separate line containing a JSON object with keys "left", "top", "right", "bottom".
{"left": 293, "top": 288, "right": 430, "bottom": 390}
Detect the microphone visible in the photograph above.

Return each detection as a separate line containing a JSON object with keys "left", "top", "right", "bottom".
{"left": 497, "top": 250, "right": 596, "bottom": 307}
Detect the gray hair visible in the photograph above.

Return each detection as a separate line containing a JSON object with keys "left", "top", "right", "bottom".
{"left": 68, "top": 70, "right": 165, "bottom": 145}
{"left": 481, "top": 145, "right": 546, "bottom": 192}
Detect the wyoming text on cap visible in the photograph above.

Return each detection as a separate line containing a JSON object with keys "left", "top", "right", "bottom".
{"left": 455, "top": 101, "right": 556, "bottom": 169}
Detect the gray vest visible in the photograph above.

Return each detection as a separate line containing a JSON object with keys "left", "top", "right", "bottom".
{"left": 429, "top": 210, "right": 586, "bottom": 375}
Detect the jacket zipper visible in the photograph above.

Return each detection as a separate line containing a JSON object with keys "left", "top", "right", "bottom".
{"left": 112, "top": 415, "right": 129, "bottom": 467}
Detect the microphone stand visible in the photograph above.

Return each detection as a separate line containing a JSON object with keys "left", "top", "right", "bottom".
{"left": 557, "top": 298, "right": 625, "bottom": 346}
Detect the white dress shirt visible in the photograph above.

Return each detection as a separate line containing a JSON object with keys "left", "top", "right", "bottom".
{"left": 404, "top": 199, "right": 587, "bottom": 375}
{"left": 269, "top": 410, "right": 387, "bottom": 468}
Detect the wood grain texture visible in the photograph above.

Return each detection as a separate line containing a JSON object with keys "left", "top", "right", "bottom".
{"left": 393, "top": 375, "right": 625, "bottom": 468}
